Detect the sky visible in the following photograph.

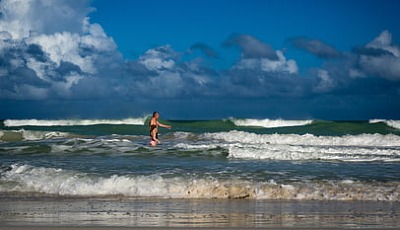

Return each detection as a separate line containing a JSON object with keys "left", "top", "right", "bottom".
{"left": 1, "top": 0, "right": 400, "bottom": 120}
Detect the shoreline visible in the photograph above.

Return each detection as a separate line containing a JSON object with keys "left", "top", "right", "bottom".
{"left": 1, "top": 196, "right": 399, "bottom": 229}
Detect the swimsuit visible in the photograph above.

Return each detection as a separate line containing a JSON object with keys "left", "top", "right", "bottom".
{"left": 149, "top": 124, "right": 158, "bottom": 141}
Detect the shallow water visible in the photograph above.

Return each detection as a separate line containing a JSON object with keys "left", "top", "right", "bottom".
{"left": 1, "top": 118, "right": 400, "bottom": 201}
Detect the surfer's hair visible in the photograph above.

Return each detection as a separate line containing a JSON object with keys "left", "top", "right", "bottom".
{"left": 152, "top": 111, "right": 159, "bottom": 117}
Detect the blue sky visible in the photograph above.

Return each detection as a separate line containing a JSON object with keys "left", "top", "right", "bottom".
{"left": 91, "top": 0, "right": 399, "bottom": 68}
{"left": 1, "top": 0, "right": 400, "bottom": 119}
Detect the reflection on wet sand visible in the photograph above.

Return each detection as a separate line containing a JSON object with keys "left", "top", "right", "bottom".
{"left": 1, "top": 196, "right": 399, "bottom": 228}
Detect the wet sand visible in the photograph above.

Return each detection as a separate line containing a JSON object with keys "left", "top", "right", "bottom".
{"left": 1, "top": 227, "right": 381, "bottom": 230}
{"left": 0, "top": 195, "right": 399, "bottom": 229}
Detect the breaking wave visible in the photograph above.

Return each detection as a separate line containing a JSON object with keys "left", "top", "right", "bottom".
{"left": 227, "top": 144, "right": 400, "bottom": 162}
{"left": 190, "top": 131, "right": 400, "bottom": 162}
{"left": 0, "top": 129, "right": 70, "bottom": 142}
{"left": 1, "top": 164, "right": 398, "bottom": 201}
{"left": 229, "top": 118, "right": 313, "bottom": 128}
{"left": 370, "top": 119, "right": 400, "bottom": 130}
{"left": 206, "top": 131, "right": 400, "bottom": 147}
{"left": 3, "top": 117, "right": 148, "bottom": 127}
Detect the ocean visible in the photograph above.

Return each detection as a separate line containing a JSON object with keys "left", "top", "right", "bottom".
{"left": 1, "top": 117, "right": 400, "bottom": 202}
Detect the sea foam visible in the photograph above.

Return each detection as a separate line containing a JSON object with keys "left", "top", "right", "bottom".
{"left": 1, "top": 164, "right": 399, "bottom": 201}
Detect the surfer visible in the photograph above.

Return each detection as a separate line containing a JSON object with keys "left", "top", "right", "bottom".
{"left": 149, "top": 111, "right": 172, "bottom": 146}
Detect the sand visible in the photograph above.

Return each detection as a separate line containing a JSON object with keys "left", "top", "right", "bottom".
{"left": 0, "top": 195, "right": 399, "bottom": 229}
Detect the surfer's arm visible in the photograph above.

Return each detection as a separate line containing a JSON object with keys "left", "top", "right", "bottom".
{"left": 157, "top": 122, "right": 172, "bottom": 129}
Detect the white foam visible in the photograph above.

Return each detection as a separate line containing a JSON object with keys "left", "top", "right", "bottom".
{"left": 4, "top": 117, "right": 148, "bottom": 127}
{"left": 174, "top": 143, "right": 220, "bottom": 150}
{"left": 227, "top": 144, "right": 400, "bottom": 162}
{"left": 206, "top": 131, "right": 400, "bottom": 147}
{"left": 51, "top": 137, "right": 139, "bottom": 155}
{"left": 370, "top": 119, "right": 400, "bottom": 129}
{"left": 202, "top": 131, "right": 400, "bottom": 162}
{"left": 1, "top": 164, "right": 399, "bottom": 201}
{"left": 173, "top": 132, "right": 194, "bottom": 140}
{"left": 23, "top": 130, "right": 69, "bottom": 140}
{"left": 229, "top": 118, "right": 313, "bottom": 128}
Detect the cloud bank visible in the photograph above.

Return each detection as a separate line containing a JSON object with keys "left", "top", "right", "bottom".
{"left": 0, "top": 0, "right": 399, "bottom": 119}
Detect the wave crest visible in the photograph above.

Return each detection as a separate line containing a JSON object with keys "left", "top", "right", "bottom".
{"left": 4, "top": 117, "right": 148, "bottom": 127}
{"left": 206, "top": 131, "right": 400, "bottom": 147}
{"left": 0, "top": 129, "right": 69, "bottom": 141}
{"left": 229, "top": 118, "right": 313, "bottom": 128}
{"left": 197, "top": 131, "right": 400, "bottom": 162}
{"left": 370, "top": 119, "right": 400, "bottom": 129}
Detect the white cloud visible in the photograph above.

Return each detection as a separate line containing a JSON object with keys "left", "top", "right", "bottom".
{"left": 314, "top": 69, "right": 335, "bottom": 93}
{"left": 133, "top": 45, "right": 217, "bottom": 98}
{"left": 25, "top": 56, "right": 54, "bottom": 81}
{"left": 359, "top": 55, "right": 400, "bottom": 81}
{"left": 27, "top": 32, "right": 95, "bottom": 74}
{"left": 23, "top": 17, "right": 117, "bottom": 75}
{"left": 150, "top": 72, "right": 184, "bottom": 97}
{"left": 358, "top": 30, "right": 400, "bottom": 81}
{"left": 138, "top": 45, "right": 177, "bottom": 71}
{"left": 81, "top": 17, "right": 117, "bottom": 52}
{"left": 0, "top": 0, "right": 120, "bottom": 100}
{"left": 51, "top": 73, "right": 83, "bottom": 98}
{"left": 0, "top": 0, "right": 92, "bottom": 39}
{"left": 366, "top": 30, "right": 400, "bottom": 57}
{"left": 235, "top": 50, "right": 298, "bottom": 74}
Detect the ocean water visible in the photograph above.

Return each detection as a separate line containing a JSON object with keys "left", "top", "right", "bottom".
{"left": 1, "top": 118, "right": 400, "bottom": 201}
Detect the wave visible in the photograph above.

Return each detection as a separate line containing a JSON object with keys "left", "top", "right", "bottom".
{"left": 205, "top": 131, "right": 400, "bottom": 147}
{"left": 191, "top": 131, "right": 400, "bottom": 162}
{"left": 176, "top": 143, "right": 400, "bottom": 162}
{"left": 3, "top": 117, "right": 148, "bottom": 127}
{"left": 1, "top": 164, "right": 398, "bottom": 201}
{"left": 370, "top": 119, "right": 400, "bottom": 130}
{"left": 227, "top": 144, "right": 400, "bottom": 162}
{"left": 229, "top": 118, "right": 313, "bottom": 128}
{"left": 0, "top": 129, "right": 70, "bottom": 141}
